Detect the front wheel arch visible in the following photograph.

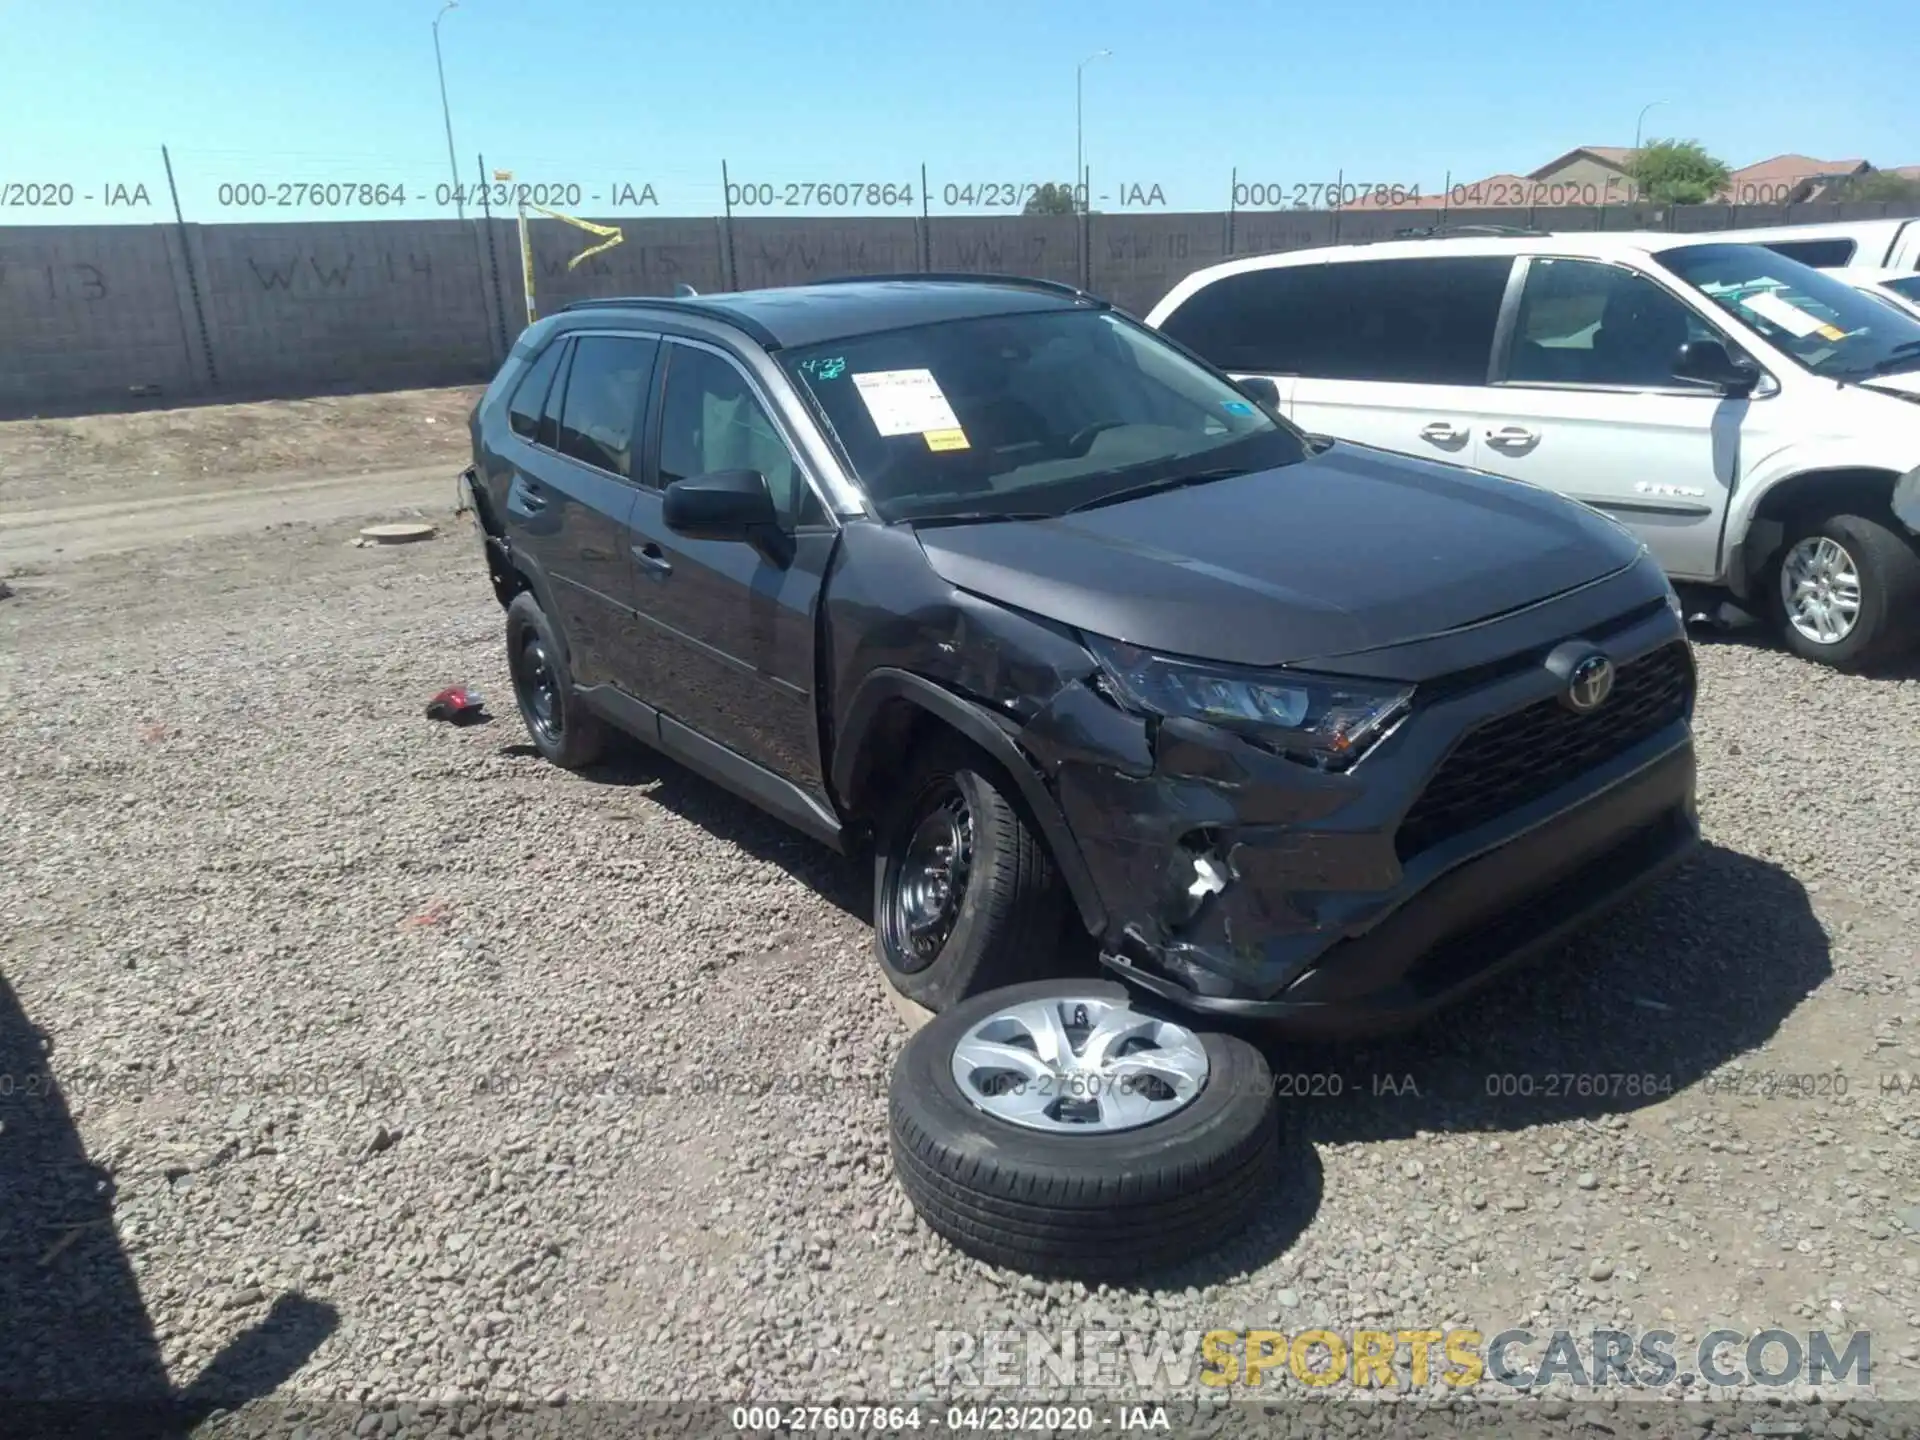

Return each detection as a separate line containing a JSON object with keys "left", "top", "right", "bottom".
{"left": 832, "top": 670, "right": 1108, "bottom": 942}
{"left": 1732, "top": 466, "right": 1907, "bottom": 598}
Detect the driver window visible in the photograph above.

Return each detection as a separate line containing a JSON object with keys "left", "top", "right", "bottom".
{"left": 1508, "top": 258, "right": 1719, "bottom": 390}
{"left": 658, "top": 344, "right": 823, "bottom": 524}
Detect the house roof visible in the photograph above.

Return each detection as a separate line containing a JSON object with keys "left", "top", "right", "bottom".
{"left": 1528, "top": 146, "right": 1636, "bottom": 178}
{"left": 1330, "top": 149, "right": 1895, "bottom": 214}
{"left": 1727, "top": 154, "right": 1869, "bottom": 183}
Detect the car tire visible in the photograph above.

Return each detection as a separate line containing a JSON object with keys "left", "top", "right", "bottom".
{"left": 504, "top": 592, "right": 608, "bottom": 770}
{"left": 1771, "top": 513, "right": 1920, "bottom": 672}
{"left": 888, "top": 978, "right": 1279, "bottom": 1279}
{"left": 872, "top": 735, "right": 1073, "bottom": 1015}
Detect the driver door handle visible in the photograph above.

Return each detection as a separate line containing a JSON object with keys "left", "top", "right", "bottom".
{"left": 1486, "top": 424, "right": 1539, "bottom": 448}
{"left": 632, "top": 542, "right": 673, "bottom": 575}
{"left": 1419, "top": 421, "right": 1466, "bottom": 444}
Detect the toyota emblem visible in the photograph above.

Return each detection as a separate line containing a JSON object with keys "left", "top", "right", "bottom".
{"left": 1565, "top": 654, "right": 1615, "bottom": 713}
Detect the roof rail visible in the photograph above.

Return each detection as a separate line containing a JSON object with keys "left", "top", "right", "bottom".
{"left": 1389, "top": 223, "right": 1551, "bottom": 240}
{"left": 555, "top": 295, "right": 782, "bottom": 349}
{"left": 798, "top": 271, "right": 1109, "bottom": 306}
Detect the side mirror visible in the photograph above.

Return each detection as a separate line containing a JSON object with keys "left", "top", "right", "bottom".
{"left": 1235, "top": 375, "right": 1282, "bottom": 409}
{"left": 1672, "top": 339, "right": 1759, "bottom": 395}
{"left": 664, "top": 469, "right": 779, "bottom": 539}
{"left": 664, "top": 469, "right": 793, "bottom": 566}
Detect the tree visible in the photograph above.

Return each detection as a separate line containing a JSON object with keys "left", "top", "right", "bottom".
{"left": 1626, "top": 139, "right": 1733, "bottom": 204}
{"left": 1824, "top": 170, "right": 1920, "bottom": 205}
{"left": 1022, "top": 182, "right": 1080, "bottom": 216}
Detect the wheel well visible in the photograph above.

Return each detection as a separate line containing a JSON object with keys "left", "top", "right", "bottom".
{"left": 1739, "top": 467, "right": 1902, "bottom": 592}
{"left": 841, "top": 697, "right": 943, "bottom": 824}
{"left": 488, "top": 543, "right": 529, "bottom": 610}
{"left": 843, "top": 695, "right": 1104, "bottom": 944}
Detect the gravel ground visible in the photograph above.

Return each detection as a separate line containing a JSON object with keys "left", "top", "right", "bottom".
{"left": 2, "top": 462, "right": 1919, "bottom": 1428}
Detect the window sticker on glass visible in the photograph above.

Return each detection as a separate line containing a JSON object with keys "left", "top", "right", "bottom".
{"left": 923, "top": 427, "right": 970, "bottom": 452}
{"left": 850, "top": 368, "right": 962, "bottom": 436}
{"left": 1737, "top": 289, "right": 1832, "bottom": 340}
{"left": 1221, "top": 400, "right": 1255, "bottom": 416}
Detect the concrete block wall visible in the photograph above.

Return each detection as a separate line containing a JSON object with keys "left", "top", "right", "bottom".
{"left": 191, "top": 221, "right": 499, "bottom": 394}
{"left": 2, "top": 199, "right": 1915, "bottom": 416}
{"left": 0, "top": 226, "right": 208, "bottom": 411}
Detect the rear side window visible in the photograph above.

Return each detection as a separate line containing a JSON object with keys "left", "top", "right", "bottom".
{"left": 1159, "top": 256, "right": 1512, "bottom": 385}
{"left": 506, "top": 340, "right": 566, "bottom": 440}
{"left": 553, "top": 335, "right": 659, "bottom": 478}
{"left": 1760, "top": 238, "right": 1856, "bottom": 268}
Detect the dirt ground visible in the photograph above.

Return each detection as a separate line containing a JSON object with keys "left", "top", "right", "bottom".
{"left": 0, "top": 385, "right": 484, "bottom": 508}
{"left": 0, "top": 386, "right": 484, "bottom": 570}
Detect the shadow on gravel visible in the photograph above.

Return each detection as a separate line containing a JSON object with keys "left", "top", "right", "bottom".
{"left": 1254, "top": 842, "right": 1832, "bottom": 1146}
{"left": 563, "top": 736, "right": 875, "bottom": 922}
{"left": 0, "top": 973, "right": 338, "bottom": 1437}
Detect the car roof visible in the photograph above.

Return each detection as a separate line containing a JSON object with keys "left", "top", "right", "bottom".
{"left": 1698, "top": 217, "right": 1910, "bottom": 246}
{"left": 1831, "top": 265, "right": 1912, "bottom": 284}
{"left": 557, "top": 276, "right": 1101, "bottom": 351}
{"left": 1144, "top": 231, "right": 1771, "bottom": 320}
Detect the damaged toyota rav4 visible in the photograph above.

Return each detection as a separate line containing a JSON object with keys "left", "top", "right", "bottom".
{"left": 461, "top": 275, "right": 1700, "bottom": 1040}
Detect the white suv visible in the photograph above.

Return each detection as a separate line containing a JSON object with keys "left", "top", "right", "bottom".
{"left": 1146, "top": 233, "right": 1920, "bottom": 670}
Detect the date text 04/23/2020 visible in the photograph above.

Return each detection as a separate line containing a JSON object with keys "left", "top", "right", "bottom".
{"left": 728, "top": 1405, "right": 1172, "bottom": 1432}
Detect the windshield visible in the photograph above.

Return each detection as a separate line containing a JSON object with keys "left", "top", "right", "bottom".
{"left": 1654, "top": 243, "right": 1920, "bottom": 382}
{"left": 1887, "top": 275, "right": 1920, "bottom": 304}
{"left": 781, "top": 306, "right": 1309, "bottom": 522}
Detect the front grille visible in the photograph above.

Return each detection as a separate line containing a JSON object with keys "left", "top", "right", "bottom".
{"left": 1395, "top": 642, "right": 1693, "bottom": 862}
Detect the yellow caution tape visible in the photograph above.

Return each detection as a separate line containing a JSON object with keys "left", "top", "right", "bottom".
{"left": 523, "top": 202, "right": 626, "bottom": 268}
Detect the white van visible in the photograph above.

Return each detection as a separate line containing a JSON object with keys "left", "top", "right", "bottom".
{"left": 1145, "top": 233, "right": 1920, "bottom": 669}
{"left": 1712, "top": 217, "right": 1920, "bottom": 273}
{"left": 1835, "top": 266, "right": 1920, "bottom": 320}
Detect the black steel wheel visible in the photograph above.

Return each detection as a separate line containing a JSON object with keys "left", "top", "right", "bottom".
{"left": 872, "top": 735, "right": 1072, "bottom": 1014}
{"left": 503, "top": 592, "right": 607, "bottom": 770}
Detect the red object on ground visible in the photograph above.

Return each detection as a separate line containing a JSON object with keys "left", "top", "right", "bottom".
{"left": 425, "top": 685, "right": 489, "bottom": 725}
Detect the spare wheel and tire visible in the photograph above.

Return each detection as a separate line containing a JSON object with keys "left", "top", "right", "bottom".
{"left": 888, "top": 978, "right": 1280, "bottom": 1278}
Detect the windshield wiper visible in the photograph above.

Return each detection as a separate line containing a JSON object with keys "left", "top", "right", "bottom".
{"left": 1862, "top": 339, "right": 1920, "bottom": 377}
{"left": 1063, "top": 466, "right": 1251, "bottom": 515}
{"left": 902, "top": 510, "right": 1055, "bottom": 528}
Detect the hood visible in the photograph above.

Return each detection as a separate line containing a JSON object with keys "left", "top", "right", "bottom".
{"left": 913, "top": 442, "right": 1645, "bottom": 668}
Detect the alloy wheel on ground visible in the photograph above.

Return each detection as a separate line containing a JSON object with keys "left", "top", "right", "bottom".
{"left": 888, "top": 978, "right": 1280, "bottom": 1279}
{"left": 948, "top": 994, "right": 1210, "bottom": 1134}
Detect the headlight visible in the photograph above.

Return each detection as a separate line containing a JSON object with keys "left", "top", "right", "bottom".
{"left": 1085, "top": 636, "right": 1413, "bottom": 772}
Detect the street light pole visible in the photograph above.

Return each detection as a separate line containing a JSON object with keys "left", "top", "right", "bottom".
{"left": 1633, "top": 99, "right": 1667, "bottom": 154}
{"left": 433, "top": 1, "right": 464, "bottom": 220}
{"left": 1075, "top": 49, "right": 1111, "bottom": 213}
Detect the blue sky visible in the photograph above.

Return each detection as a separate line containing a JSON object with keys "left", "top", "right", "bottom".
{"left": 4, "top": 0, "right": 1911, "bottom": 224}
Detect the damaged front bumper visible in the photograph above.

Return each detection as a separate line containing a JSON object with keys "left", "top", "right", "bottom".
{"left": 1021, "top": 593, "right": 1699, "bottom": 1041}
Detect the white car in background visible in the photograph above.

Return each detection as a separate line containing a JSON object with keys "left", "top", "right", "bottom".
{"left": 1147, "top": 233, "right": 1920, "bottom": 670}
{"left": 1836, "top": 266, "right": 1920, "bottom": 319}
{"left": 1719, "top": 217, "right": 1920, "bottom": 273}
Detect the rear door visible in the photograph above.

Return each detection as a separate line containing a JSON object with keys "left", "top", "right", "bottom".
{"left": 1464, "top": 255, "right": 1743, "bottom": 581}
{"left": 513, "top": 332, "right": 661, "bottom": 687}
{"left": 1156, "top": 255, "right": 1513, "bottom": 465}
{"left": 624, "top": 337, "right": 837, "bottom": 799}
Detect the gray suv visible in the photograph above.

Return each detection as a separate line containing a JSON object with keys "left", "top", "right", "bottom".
{"left": 459, "top": 274, "right": 1700, "bottom": 1039}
